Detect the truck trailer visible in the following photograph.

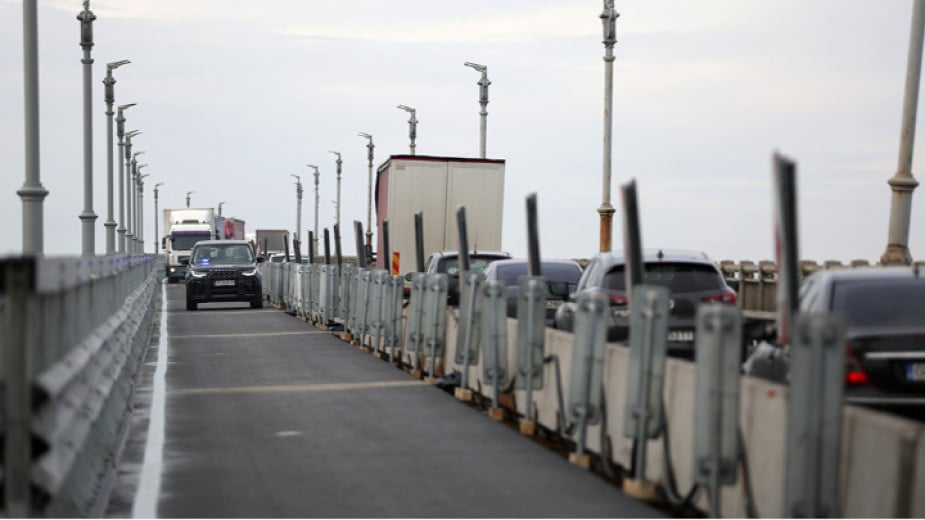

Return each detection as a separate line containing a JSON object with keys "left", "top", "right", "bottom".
{"left": 162, "top": 207, "right": 216, "bottom": 282}
{"left": 374, "top": 155, "right": 505, "bottom": 277}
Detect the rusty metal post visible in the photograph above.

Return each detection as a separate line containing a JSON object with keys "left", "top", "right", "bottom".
{"left": 598, "top": 0, "right": 619, "bottom": 253}
{"left": 882, "top": 0, "right": 925, "bottom": 265}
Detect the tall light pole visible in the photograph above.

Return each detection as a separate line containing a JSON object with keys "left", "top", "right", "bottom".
{"left": 19, "top": 0, "right": 49, "bottom": 255}
{"left": 78, "top": 0, "right": 97, "bottom": 255}
{"left": 135, "top": 163, "right": 148, "bottom": 252}
{"left": 598, "top": 0, "right": 619, "bottom": 253}
{"left": 358, "top": 132, "right": 374, "bottom": 251}
{"left": 882, "top": 0, "right": 925, "bottom": 265}
{"left": 127, "top": 149, "right": 144, "bottom": 251}
{"left": 103, "top": 59, "right": 129, "bottom": 254}
{"left": 137, "top": 173, "right": 149, "bottom": 253}
{"left": 464, "top": 61, "right": 490, "bottom": 159}
{"left": 291, "top": 174, "right": 303, "bottom": 244}
{"left": 328, "top": 150, "right": 342, "bottom": 229}
{"left": 186, "top": 190, "right": 194, "bottom": 208}
{"left": 218, "top": 201, "right": 226, "bottom": 217}
{"left": 306, "top": 165, "right": 320, "bottom": 253}
{"left": 154, "top": 182, "right": 164, "bottom": 253}
{"left": 116, "top": 106, "right": 136, "bottom": 252}
{"left": 397, "top": 105, "right": 418, "bottom": 155}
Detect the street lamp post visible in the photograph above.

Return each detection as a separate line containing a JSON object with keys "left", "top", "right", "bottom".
{"left": 464, "top": 62, "right": 490, "bottom": 159}
{"left": 137, "top": 173, "right": 149, "bottom": 253}
{"left": 135, "top": 163, "right": 148, "bottom": 252}
{"left": 129, "top": 152, "right": 144, "bottom": 252}
{"left": 598, "top": 0, "right": 619, "bottom": 253}
{"left": 306, "top": 165, "right": 320, "bottom": 254}
{"left": 882, "top": 0, "right": 925, "bottom": 265}
{"left": 218, "top": 201, "right": 226, "bottom": 217}
{"left": 328, "top": 150, "right": 342, "bottom": 229}
{"left": 19, "top": 0, "right": 49, "bottom": 255}
{"left": 186, "top": 190, "right": 194, "bottom": 208}
{"left": 291, "top": 174, "right": 303, "bottom": 245}
{"left": 358, "top": 132, "right": 374, "bottom": 251}
{"left": 397, "top": 105, "right": 418, "bottom": 155}
{"left": 116, "top": 107, "right": 136, "bottom": 252}
{"left": 154, "top": 182, "right": 164, "bottom": 253}
{"left": 103, "top": 59, "right": 129, "bottom": 254}
{"left": 78, "top": 0, "right": 97, "bottom": 255}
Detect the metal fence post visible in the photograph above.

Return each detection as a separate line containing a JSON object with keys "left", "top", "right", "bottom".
{"left": 422, "top": 273, "right": 448, "bottom": 382}
{"left": 567, "top": 290, "right": 608, "bottom": 468}
{"left": 405, "top": 272, "right": 426, "bottom": 375}
{"left": 516, "top": 275, "right": 546, "bottom": 435}
{"left": 454, "top": 271, "right": 484, "bottom": 401}
{"left": 481, "top": 280, "right": 509, "bottom": 420}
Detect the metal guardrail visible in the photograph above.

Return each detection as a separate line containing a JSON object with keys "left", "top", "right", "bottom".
{"left": 0, "top": 254, "right": 159, "bottom": 517}
{"left": 262, "top": 258, "right": 925, "bottom": 518}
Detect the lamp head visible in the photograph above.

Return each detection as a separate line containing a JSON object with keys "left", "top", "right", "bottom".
{"left": 107, "top": 59, "right": 131, "bottom": 71}
{"left": 117, "top": 102, "right": 136, "bottom": 112}
{"left": 464, "top": 61, "right": 487, "bottom": 73}
{"left": 397, "top": 104, "right": 415, "bottom": 114}
{"left": 358, "top": 132, "right": 372, "bottom": 140}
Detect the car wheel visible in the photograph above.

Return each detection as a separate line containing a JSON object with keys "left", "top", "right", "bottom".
{"left": 186, "top": 295, "right": 197, "bottom": 311}
{"left": 250, "top": 298, "right": 263, "bottom": 309}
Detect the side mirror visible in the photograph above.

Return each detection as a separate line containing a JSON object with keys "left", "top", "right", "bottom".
{"left": 404, "top": 272, "right": 414, "bottom": 282}
{"left": 256, "top": 256, "right": 266, "bottom": 263}
{"left": 547, "top": 281, "right": 570, "bottom": 298}
{"left": 161, "top": 237, "right": 166, "bottom": 249}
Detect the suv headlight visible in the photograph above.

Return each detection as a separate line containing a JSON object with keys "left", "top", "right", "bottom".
{"left": 241, "top": 268, "right": 258, "bottom": 276}
{"left": 189, "top": 270, "right": 208, "bottom": 278}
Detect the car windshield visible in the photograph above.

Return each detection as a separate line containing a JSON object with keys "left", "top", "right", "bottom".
{"left": 831, "top": 278, "right": 925, "bottom": 329}
{"left": 495, "top": 263, "right": 581, "bottom": 287}
{"left": 192, "top": 244, "right": 254, "bottom": 266}
{"left": 602, "top": 262, "right": 725, "bottom": 292}
{"left": 440, "top": 256, "right": 505, "bottom": 276}
{"left": 173, "top": 233, "right": 212, "bottom": 250}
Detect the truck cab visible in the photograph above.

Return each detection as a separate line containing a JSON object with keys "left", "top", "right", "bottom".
{"left": 164, "top": 224, "right": 213, "bottom": 282}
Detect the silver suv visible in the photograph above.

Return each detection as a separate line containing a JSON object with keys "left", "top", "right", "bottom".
{"left": 553, "top": 249, "right": 736, "bottom": 358}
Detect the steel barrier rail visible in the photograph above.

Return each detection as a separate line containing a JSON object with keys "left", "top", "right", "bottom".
{"left": 1, "top": 254, "right": 159, "bottom": 517}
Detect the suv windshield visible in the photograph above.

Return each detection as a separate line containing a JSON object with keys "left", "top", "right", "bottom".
{"left": 831, "top": 278, "right": 925, "bottom": 328}
{"left": 495, "top": 263, "right": 580, "bottom": 287}
{"left": 192, "top": 244, "right": 255, "bottom": 266}
{"left": 602, "top": 262, "right": 725, "bottom": 292}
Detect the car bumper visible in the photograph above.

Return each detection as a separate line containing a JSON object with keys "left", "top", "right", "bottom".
{"left": 186, "top": 278, "right": 262, "bottom": 302}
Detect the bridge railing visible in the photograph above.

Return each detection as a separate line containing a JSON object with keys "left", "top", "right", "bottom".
{"left": 265, "top": 259, "right": 925, "bottom": 518}
{"left": 0, "top": 254, "right": 160, "bottom": 517}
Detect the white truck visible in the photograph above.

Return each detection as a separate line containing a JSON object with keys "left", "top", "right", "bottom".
{"left": 374, "top": 155, "right": 505, "bottom": 277}
{"left": 162, "top": 207, "right": 216, "bottom": 282}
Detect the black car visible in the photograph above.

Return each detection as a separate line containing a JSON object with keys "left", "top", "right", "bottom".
{"left": 482, "top": 258, "right": 583, "bottom": 326}
{"left": 184, "top": 240, "right": 265, "bottom": 310}
{"left": 554, "top": 249, "right": 736, "bottom": 357}
{"left": 421, "top": 250, "right": 512, "bottom": 305}
{"left": 798, "top": 266, "right": 925, "bottom": 408}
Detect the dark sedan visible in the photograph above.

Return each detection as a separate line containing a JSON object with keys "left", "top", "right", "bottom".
{"left": 184, "top": 240, "right": 265, "bottom": 310}
{"left": 798, "top": 266, "right": 925, "bottom": 408}
{"left": 482, "top": 258, "right": 583, "bottom": 326}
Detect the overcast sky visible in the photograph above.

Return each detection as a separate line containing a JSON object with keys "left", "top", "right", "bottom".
{"left": 1, "top": 0, "right": 923, "bottom": 263}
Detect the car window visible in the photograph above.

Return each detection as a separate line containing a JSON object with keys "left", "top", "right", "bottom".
{"left": 831, "top": 278, "right": 925, "bottom": 328}
{"left": 602, "top": 262, "right": 725, "bottom": 292}
{"left": 576, "top": 257, "right": 601, "bottom": 293}
{"left": 192, "top": 247, "right": 217, "bottom": 265}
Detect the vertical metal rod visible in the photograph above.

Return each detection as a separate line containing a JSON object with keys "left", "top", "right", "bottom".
{"left": 457, "top": 207, "right": 470, "bottom": 271}
{"left": 308, "top": 231, "right": 315, "bottom": 264}
{"left": 633, "top": 292, "right": 656, "bottom": 482}
{"left": 323, "top": 228, "right": 331, "bottom": 265}
{"left": 354, "top": 221, "right": 366, "bottom": 269}
{"left": 598, "top": 0, "right": 619, "bottom": 253}
{"left": 526, "top": 193, "right": 541, "bottom": 276}
{"left": 359, "top": 133, "right": 374, "bottom": 249}
{"left": 293, "top": 238, "right": 302, "bottom": 264}
{"left": 621, "top": 180, "right": 644, "bottom": 303}
{"left": 882, "top": 0, "right": 925, "bottom": 265}
{"left": 523, "top": 279, "right": 537, "bottom": 422}
{"left": 79, "top": 1, "right": 98, "bottom": 255}
{"left": 491, "top": 289, "right": 501, "bottom": 409}
{"left": 428, "top": 280, "right": 440, "bottom": 378}
{"left": 414, "top": 211, "right": 425, "bottom": 272}
{"left": 313, "top": 166, "right": 320, "bottom": 254}
{"left": 329, "top": 151, "right": 342, "bottom": 229}
{"left": 464, "top": 62, "right": 490, "bottom": 158}
{"left": 115, "top": 107, "right": 133, "bottom": 253}
{"left": 774, "top": 154, "right": 800, "bottom": 347}
{"left": 460, "top": 274, "right": 477, "bottom": 390}
{"left": 19, "top": 0, "right": 48, "bottom": 255}
{"left": 383, "top": 219, "right": 391, "bottom": 274}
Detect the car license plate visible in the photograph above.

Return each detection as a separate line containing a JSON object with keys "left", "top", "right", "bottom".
{"left": 906, "top": 362, "right": 925, "bottom": 382}
{"left": 214, "top": 280, "right": 235, "bottom": 287}
{"left": 667, "top": 329, "right": 694, "bottom": 342}
{"left": 545, "top": 300, "right": 561, "bottom": 310}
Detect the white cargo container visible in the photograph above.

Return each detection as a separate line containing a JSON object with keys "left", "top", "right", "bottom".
{"left": 374, "top": 155, "right": 505, "bottom": 276}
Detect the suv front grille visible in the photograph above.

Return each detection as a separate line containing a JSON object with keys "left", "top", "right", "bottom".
{"left": 211, "top": 269, "right": 238, "bottom": 280}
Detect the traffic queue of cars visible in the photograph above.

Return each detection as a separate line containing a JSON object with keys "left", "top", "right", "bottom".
{"left": 177, "top": 240, "right": 924, "bottom": 416}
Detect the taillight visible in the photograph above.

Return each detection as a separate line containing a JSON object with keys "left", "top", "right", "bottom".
{"left": 609, "top": 294, "right": 627, "bottom": 306}
{"left": 701, "top": 290, "right": 737, "bottom": 304}
{"left": 845, "top": 346, "right": 870, "bottom": 386}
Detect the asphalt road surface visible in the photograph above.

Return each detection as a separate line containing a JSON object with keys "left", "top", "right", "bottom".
{"left": 107, "top": 281, "right": 664, "bottom": 518}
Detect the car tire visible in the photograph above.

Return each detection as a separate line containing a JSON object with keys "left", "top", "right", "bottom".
{"left": 250, "top": 298, "right": 263, "bottom": 309}
{"left": 186, "top": 296, "right": 197, "bottom": 311}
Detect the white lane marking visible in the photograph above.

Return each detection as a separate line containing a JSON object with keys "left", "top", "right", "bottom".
{"left": 133, "top": 281, "right": 169, "bottom": 518}
{"left": 274, "top": 431, "right": 304, "bottom": 438}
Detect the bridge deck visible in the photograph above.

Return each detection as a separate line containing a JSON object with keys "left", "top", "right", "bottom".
{"left": 107, "top": 281, "right": 663, "bottom": 518}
